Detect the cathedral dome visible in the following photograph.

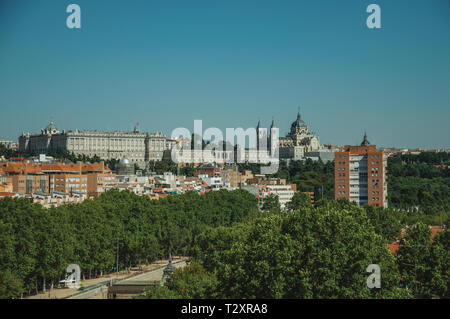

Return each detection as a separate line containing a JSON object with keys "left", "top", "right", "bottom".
{"left": 45, "top": 121, "right": 57, "bottom": 131}
{"left": 361, "top": 133, "right": 370, "bottom": 146}
{"left": 291, "top": 111, "right": 307, "bottom": 129}
{"left": 116, "top": 159, "right": 134, "bottom": 175}
{"left": 119, "top": 158, "right": 131, "bottom": 166}
{"left": 42, "top": 120, "right": 59, "bottom": 134}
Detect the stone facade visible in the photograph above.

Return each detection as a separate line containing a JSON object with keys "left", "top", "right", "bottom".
{"left": 19, "top": 121, "right": 168, "bottom": 167}
{"left": 278, "top": 111, "right": 322, "bottom": 160}
{"left": 0, "top": 139, "right": 14, "bottom": 149}
{"left": 257, "top": 110, "right": 322, "bottom": 160}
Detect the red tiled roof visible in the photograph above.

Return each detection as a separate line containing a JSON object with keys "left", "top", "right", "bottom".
{"left": 387, "top": 242, "right": 400, "bottom": 254}
{"left": 387, "top": 225, "right": 444, "bottom": 254}
{"left": 0, "top": 161, "right": 111, "bottom": 175}
{"left": 0, "top": 192, "right": 17, "bottom": 197}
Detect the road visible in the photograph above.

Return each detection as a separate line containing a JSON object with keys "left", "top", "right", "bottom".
{"left": 120, "top": 259, "right": 186, "bottom": 283}
{"left": 25, "top": 256, "right": 188, "bottom": 299}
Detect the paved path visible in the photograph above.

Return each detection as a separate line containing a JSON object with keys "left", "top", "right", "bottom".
{"left": 88, "top": 257, "right": 187, "bottom": 299}
{"left": 120, "top": 259, "right": 186, "bottom": 283}
{"left": 25, "top": 257, "right": 188, "bottom": 299}
{"left": 87, "top": 258, "right": 188, "bottom": 299}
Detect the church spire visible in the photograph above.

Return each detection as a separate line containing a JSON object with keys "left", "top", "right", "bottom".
{"left": 361, "top": 132, "right": 370, "bottom": 146}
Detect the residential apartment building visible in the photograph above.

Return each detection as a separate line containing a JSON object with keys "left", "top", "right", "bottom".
{"left": 48, "top": 173, "right": 88, "bottom": 194}
{"left": 243, "top": 182, "right": 297, "bottom": 210}
{"left": 266, "top": 184, "right": 296, "bottom": 209}
{"left": 0, "top": 174, "right": 13, "bottom": 193}
{"left": 0, "top": 163, "right": 48, "bottom": 194}
{"left": 0, "top": 161, "right": 116, "bottom": 197}
{"left": 87, "top": 172, "right": 117, "bottom": 196}
{"left": 334, "top": 134, "right": 387, "bottom": 208}
{"left": 221, "top": 168, "right": 253, "bottom": 188}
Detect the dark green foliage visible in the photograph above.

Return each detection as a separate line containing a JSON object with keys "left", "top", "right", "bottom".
{"left": 164, "top": 262, "right": 218, "bottom": 299}
{"left": 137, "top": 285, "right": 181, "bottom": 299}
{"left": 262, "top": 194, "right": 281, "bottom": 213}
{"left": 48, "top": 149, "right": 103, "bottom": 165}
{"left": 240, "top": 153, "right": 449, "bottom": 226}
{"left": 0, "top": 144, "right": 17, "bottom": 158}
{"left": 192, "top": 200, "right": 410, "bottom": 299}
{"left": 397, "top": 223, "right": 450, "bottom": 298}
{"left": 139, "top": 262, "right": 218, "bottom": 299}
{"left": 147, "top": 160, "right": 195, "bottom": 176}
{"left": 240, "top": 159, "right": 334, "bottom": 201}
{"left": 0, "top": 189, "right": 257, "bottom": 296}
{"left": 364, "top": 205, "right": 403, "bottom": 242}
{"left": 0, "top": 269, "right": 24, "bottom": 299}
{"left": 387, "top": 153, "right": 450, "bottom": 218}
{"left": 286, "top": 192, "right": 313, "bottom": 211}
{"left": 429, "top": 229, "right": 450, "bottom": 298}
{"left": 1, "top": 150, "right": 448, "bottom": 299}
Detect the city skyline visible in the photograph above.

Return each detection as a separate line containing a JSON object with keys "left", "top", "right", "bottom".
{"left": 7, "top": 113, "right": 450, "bottom": 151}
{"left": 1, "top": 0, "right": 449, "bottom": 149}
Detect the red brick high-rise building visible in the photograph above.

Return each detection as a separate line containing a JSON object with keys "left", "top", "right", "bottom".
{"left": 334, "top": 134, "right": 387, "bottom": 208}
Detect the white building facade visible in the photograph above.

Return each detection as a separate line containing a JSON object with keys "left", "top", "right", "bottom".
{"left": 276, "top": 110, "right": 323, "bottom": 160}
{"left": 19, "top": 121, "right": 168, "bottom": 167}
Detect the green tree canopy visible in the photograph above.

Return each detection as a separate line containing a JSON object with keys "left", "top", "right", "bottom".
{"left": 193, "top": 200, "right": 410, "bottom": 299}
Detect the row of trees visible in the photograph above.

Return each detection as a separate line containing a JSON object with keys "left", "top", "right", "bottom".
{"left": 48, "top": 150, "right": 198, "bottom": 176}
{"left": 147, "top": 160, "right": 196, "bottom": 177}
{"left": 239, "top": 158, "right": 335, "bottom": 201}
{"left": 0, "top": 189, "right": 258, "bottom": 298}
{"left": 387, "top": 154, "right": 450, "bottom": 214}
{"left": 0, "top": 144, "right": 16, "bottom": 159}
{"left": 399, "top": 152, "right": 450, "bottom": 165}
{"left": 47, "top": 149, "right": 124, "bottom": 172}
{"left": 142, "top": 198, "right": 449, "bottom": 299}
{"left": 5, "top": 143, "right": 449, "bottom": 213}
{"left": 245, "top": 154, "right": 449, "bottom": 225}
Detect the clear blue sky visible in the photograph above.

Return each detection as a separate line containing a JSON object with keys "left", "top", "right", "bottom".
{"left": 0, "top": 0, "right": 449, "bottom": 149}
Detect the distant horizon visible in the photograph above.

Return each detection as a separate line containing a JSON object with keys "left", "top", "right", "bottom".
{"left": 4, "top": 116, "right": 449, "bottom": 151}
{"left": 1, "top": 0, "right": 449, "bottom": 149}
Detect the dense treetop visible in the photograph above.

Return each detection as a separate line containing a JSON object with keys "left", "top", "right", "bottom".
{"left": 0, "top": 189, "right": 258, "bottom": 296}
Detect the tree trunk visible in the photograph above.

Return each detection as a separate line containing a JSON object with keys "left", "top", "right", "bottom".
{"left": 42, "top": 277, "right": 46, "bottom": 293}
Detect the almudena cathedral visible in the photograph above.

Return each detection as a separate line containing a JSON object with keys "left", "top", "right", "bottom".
{"left": 18, "top": 121, "right": 171, "bottom": 168}
{"left": 18, "top": 111, "right": 324, "bottom": 167}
